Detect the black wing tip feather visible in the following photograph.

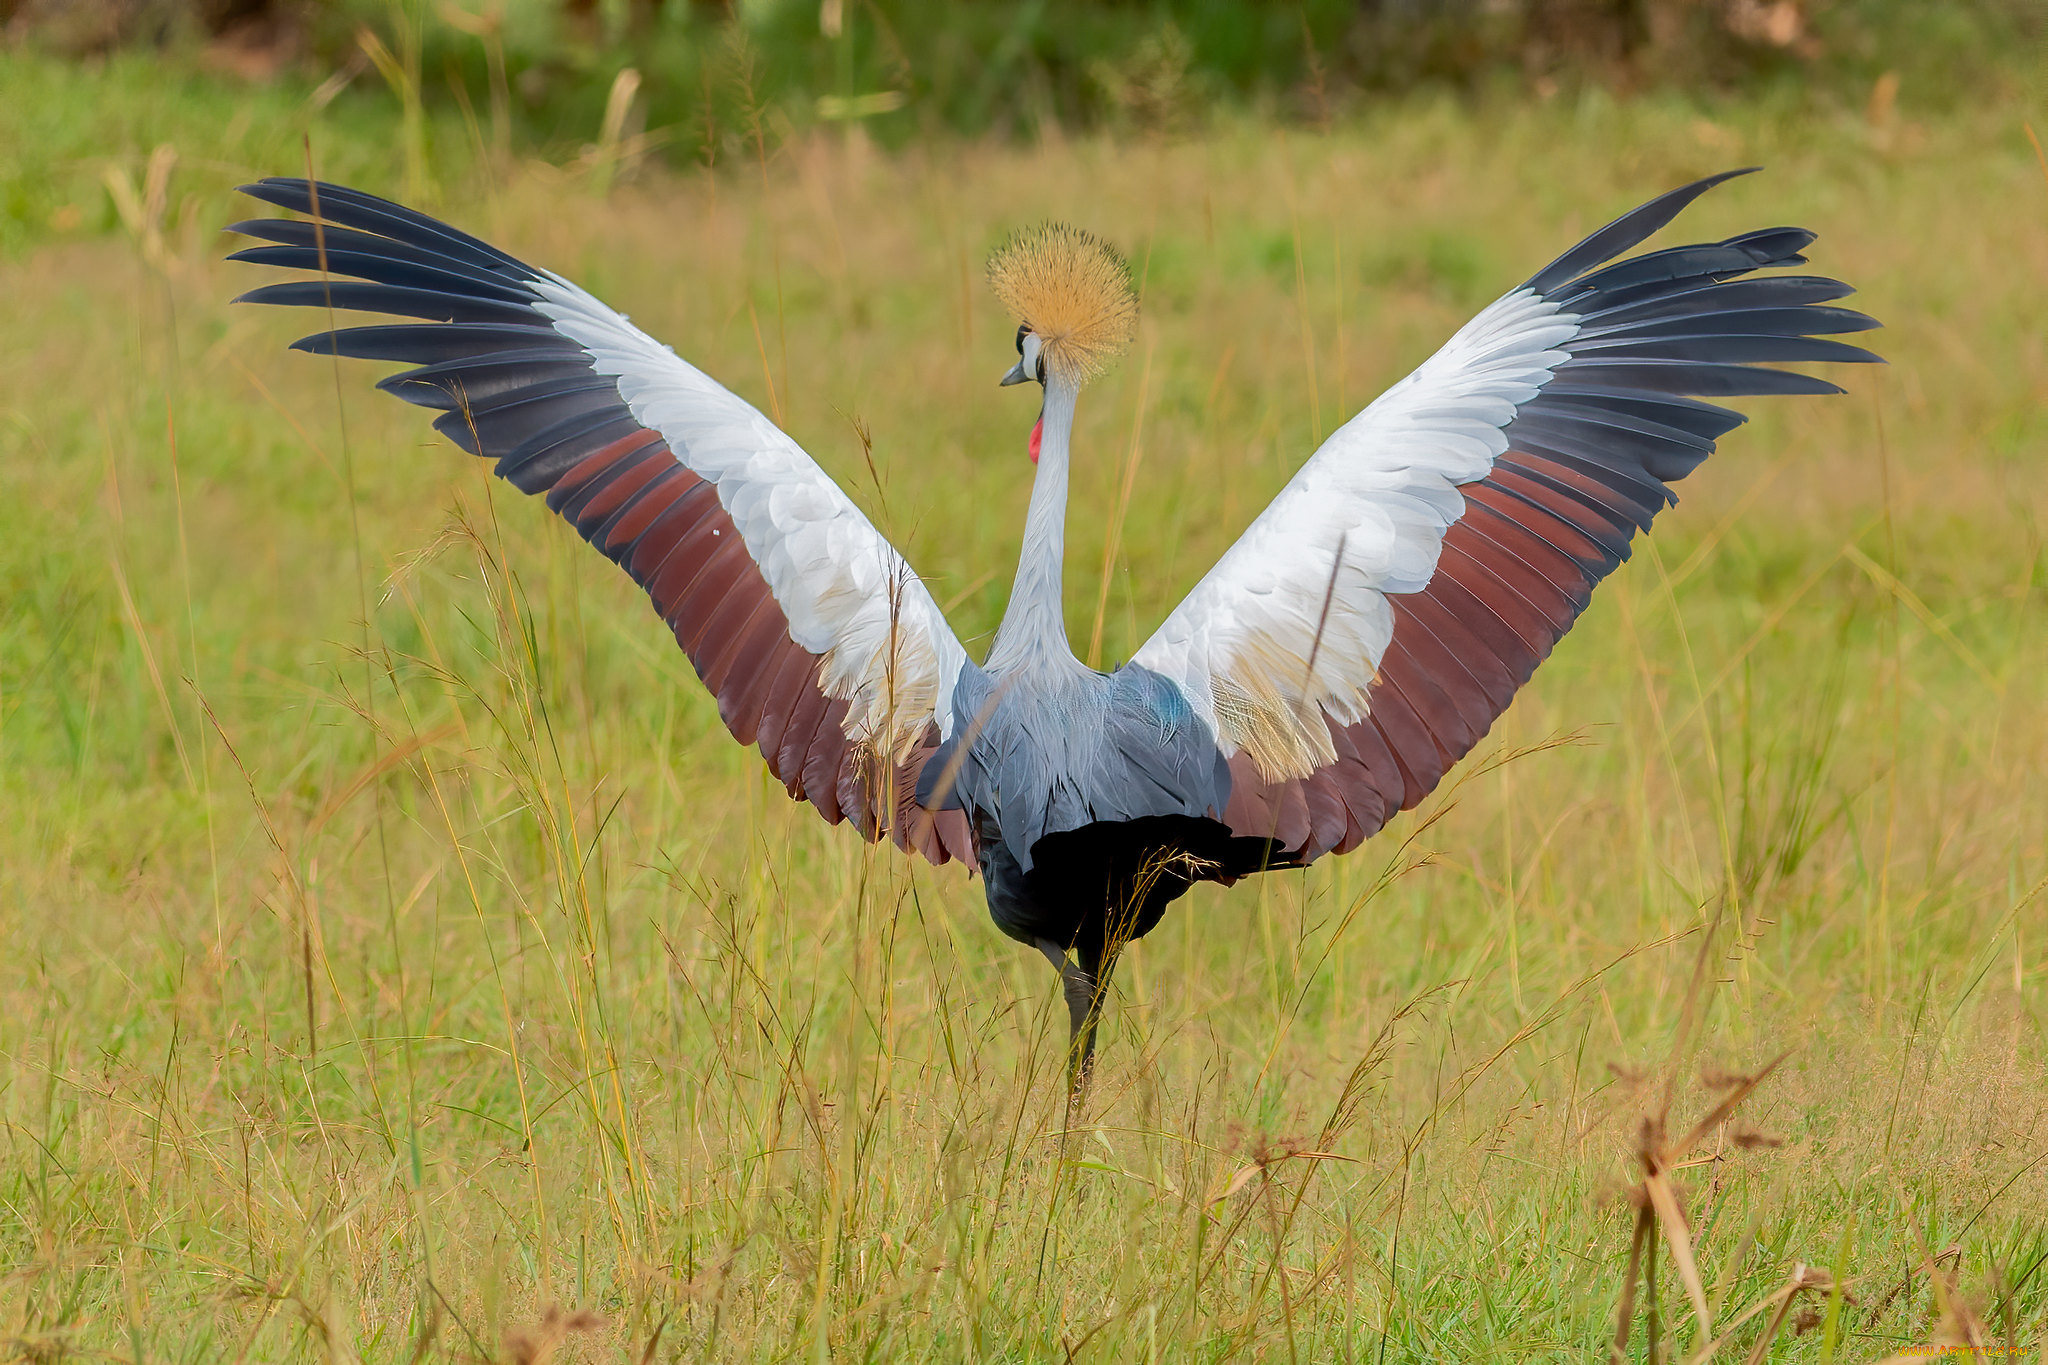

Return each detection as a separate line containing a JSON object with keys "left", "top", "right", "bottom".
{"left": 238, "top": 176, "right": 401, "bottom": 216}
{"left": 239, "top": 177, "right": 418, "bottom": 220}
{"left": 223, "top": 217, "right": 285, "bottom": 239}
{"left": 1523, "top": 166, "right": 1762, "bottom": 295}
{"left": 1486, "top": 167, "right": 1878, "bottom": 595}
{"left": 233, "top": 177, "right": 538, "bottom": 278}
{"left": 1531, "top": 167, "right": 1883, "bottom": 402}
{"left": 235, "top": 178, "right": 356, "bottom": 219}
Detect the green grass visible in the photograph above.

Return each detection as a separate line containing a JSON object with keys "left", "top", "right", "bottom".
{"left": 2, "top": 54, "right": 2047, "bottom": 1363}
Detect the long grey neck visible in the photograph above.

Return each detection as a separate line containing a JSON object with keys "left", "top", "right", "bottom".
{"left": 987, "top": 376, "right": 1085, "bottom": 675}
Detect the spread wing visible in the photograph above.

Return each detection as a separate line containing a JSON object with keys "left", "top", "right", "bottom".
{"left": 1130, "top": 168, "right": 1879, "bottom": 862}
{"left": 230, "top": 178, "right": 975, "bottom": 864}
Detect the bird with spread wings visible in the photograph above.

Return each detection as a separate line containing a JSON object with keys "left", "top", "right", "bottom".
{"left": 229, "top": 168, "right": 1878, "bottom": 1090}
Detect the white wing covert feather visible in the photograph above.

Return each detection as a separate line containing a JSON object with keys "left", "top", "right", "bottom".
{"left": 1134, "top": 288, "right": 1579, "bottom": 780}
{"left": 530, "top": 274, "right": 971, "bottom": 755}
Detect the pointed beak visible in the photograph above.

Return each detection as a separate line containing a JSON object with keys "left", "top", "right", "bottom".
{"left": 999, "top": 358, "right": 1032, "bottom": 387}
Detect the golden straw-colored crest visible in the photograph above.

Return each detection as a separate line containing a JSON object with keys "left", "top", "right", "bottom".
{"left": 986, "top": 223, "right": 1137, "bottom": 383}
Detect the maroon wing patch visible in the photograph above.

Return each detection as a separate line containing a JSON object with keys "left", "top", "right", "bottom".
{"left": 1221, "top": 443, "right": 1619, "bottom": 860}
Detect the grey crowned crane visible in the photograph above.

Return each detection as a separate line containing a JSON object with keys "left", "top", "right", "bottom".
{"left": 229, "top": 169, "right": 1878, "bottom": 1093}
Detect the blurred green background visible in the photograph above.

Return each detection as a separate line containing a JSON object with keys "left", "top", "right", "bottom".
{"left": 2, "top": 0, "right": 2042, "bottom": 260}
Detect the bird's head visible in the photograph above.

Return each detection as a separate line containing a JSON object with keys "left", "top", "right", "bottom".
{"left": 988, "top": 222, "right": 1137, "bottom": 463}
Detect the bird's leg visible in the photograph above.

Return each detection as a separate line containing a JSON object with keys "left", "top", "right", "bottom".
{"left": 1073, "top": 938, "right": 1117, "bottom": 1095}
{"left": 1036, "top": 938, "right": 1103, "bottom": 1102}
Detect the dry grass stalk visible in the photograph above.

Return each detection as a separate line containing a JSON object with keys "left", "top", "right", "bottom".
{"left": 1605, "top": 1053, "right": 1855, "bottom": 1365}
{"left": 1606, "top": 926, "right": 1825, "bottom": 1363}
{"left": 502, "top": 1305, "right": 604, "bottom": 1365}
{"left": 1864, "top": 1250, "right": 2003, "bottom": 1365}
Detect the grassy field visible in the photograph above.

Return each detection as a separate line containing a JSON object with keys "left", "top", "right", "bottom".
{"left": 2, "top": 56, "right": 2047, "bottom": 1362}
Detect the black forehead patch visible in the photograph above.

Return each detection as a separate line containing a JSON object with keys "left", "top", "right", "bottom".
{"left": 1015, "top": 322, "right": 1029, "bottom": 355}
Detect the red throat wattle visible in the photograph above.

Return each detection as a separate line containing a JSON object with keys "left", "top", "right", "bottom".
{"left": 1028, "top": 411, "right": 1043, "bottom": 464}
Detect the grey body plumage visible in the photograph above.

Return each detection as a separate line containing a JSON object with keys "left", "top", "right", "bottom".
{"left": 923, "top": 657, "right": 1251, "bottom": 945}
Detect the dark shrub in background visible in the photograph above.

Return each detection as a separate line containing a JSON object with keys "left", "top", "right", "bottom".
{"left": 3, "top": 0, "right": 2037, "bottom": 156}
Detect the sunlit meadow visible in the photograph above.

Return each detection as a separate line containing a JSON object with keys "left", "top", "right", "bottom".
{"left": 1, "top": 55, "right": 2045, "bottom": 1362}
